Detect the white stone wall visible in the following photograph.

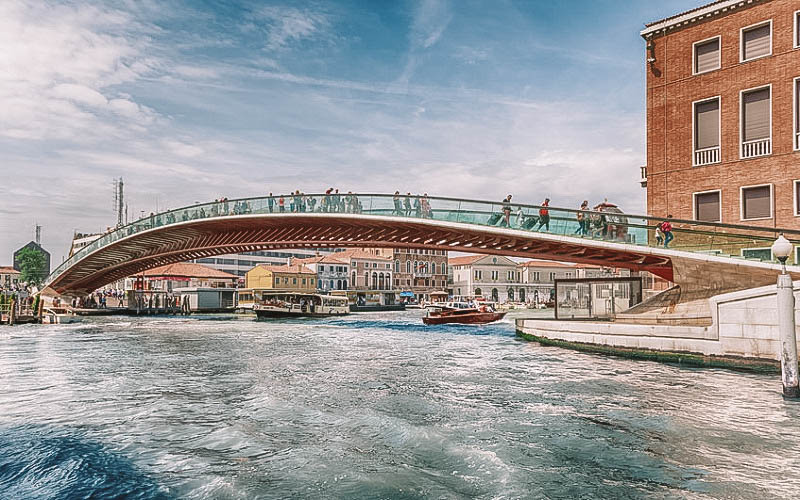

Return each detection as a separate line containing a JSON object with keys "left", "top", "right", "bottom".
{"left": 517, "top": 280, "right": 800, "bottom": 361}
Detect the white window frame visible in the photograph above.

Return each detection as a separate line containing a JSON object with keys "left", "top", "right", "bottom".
{"left": 692, "top": 35, "right": 721, "bottom": 75}
{"left": 739, "top": 183, "right": 774, "bottom": 221}
{"left": 794, "top": 10, "right": 800, "bottom": 49}
{"left": 739, "top": 19, "right": 772, "bottom": 63}
{"left": 794, "top": 180, "right": 800, "bottom": 217}
{"left": 794, "top": 76, "right": 800, "bottom": 151}
{"left": 692, "top": 189, "right": 722, "bottom": 222}
{"left": 739, "top": 83, "right": 772, "bottom": 160}
{"left": 692, "top": 95, "right": 722, "bottom": 166}
{"left": 741, "top": 247, "right": 773, "bottom": 261}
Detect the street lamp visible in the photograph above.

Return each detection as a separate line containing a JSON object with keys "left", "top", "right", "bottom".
{"left": 771, "top": 234, "right": 798, "bottom": 398}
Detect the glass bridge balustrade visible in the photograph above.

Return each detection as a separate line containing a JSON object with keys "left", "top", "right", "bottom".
{"left": 46, "top": 193, "right": 800, "bottom": 287}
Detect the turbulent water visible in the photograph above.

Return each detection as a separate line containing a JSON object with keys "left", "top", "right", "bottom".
{"left": 1, "top": 311, "right": 799, "bottom": 499}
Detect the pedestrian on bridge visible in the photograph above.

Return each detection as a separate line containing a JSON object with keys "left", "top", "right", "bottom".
{"left": 393, "top": 191, "right": 403, "bottom": 215}
{"left": 404, "top": 193, "right": 412, "bottom": 216}
{"left": 575, "top": 200, "right": 588, "bottom": 235}
{"left": 501, "top": 195, "right": 512, "bottom": 227}
{"left": 278, "top": 196, "right": 285, "bottom": 212}
{"left": 268, "top": 193, "right": 274, "bottom": 212}
{"left": 661, "top": 217, "right": 674, "bottom": 248}
{"left": 536, "top": 198, "right": 550, "bottom": 231}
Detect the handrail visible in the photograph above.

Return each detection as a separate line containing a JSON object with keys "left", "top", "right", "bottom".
{"left": 46, "top": 191, "right": 800, "bottom": 287}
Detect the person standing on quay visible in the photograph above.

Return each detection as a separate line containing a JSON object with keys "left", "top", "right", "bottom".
{"left": 537, "top": 198, "right": 550, "bottom": 231}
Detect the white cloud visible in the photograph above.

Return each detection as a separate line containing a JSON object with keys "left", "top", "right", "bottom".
{"left": 251, "top": 6, "right": 330, "bottom": 51}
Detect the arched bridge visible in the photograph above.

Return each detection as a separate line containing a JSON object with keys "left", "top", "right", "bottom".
{"left": 45, "top": 193, "right": 800, "bottom": 296}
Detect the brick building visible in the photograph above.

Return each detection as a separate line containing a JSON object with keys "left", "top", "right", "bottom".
{"left": 641, "top": 0, "right": 800, "bottom": 260}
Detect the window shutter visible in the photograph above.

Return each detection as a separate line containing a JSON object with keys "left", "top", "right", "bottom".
{"left": 695, "top": 192, "right": 720, "bottom": 222}
{"left": 743, "top": 24, "right": 770, "bottom": 60}
{"left": 695, "top": 99, "right": 719, "bottom": 149}
{"left": 743, "top": 88, "right": 770, "bottom": 141}
{"left": 695, "top": 39, "right": 719, "bottom": 73}
{"left": 742, "top": 186, "right": 771, "bottom": 219}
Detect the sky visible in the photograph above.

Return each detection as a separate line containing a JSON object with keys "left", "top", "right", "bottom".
{"left": 0, "top": 0, "right": 704, "bottom": 267}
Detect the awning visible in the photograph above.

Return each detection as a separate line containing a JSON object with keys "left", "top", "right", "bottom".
{"left": 429, "top": 291, "right": 448, "bottom": 296}
{"left": 399, "top": 291, "right": 415, "bottom": 297}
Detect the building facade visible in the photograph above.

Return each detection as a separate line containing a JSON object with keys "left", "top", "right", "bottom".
{"left": 0, "top": 266, "right": 21, "bottom": 290}
{"left": 292, "top": 255, "right": 350, "bottom": 292}
{"left": 335, "top": 250, "right": 393, "bottom": 291}
{"left": 244, "top": 264, "right": 316, "bottom": 291}
{"left": 132, "top": 262, "right": 238, "bottom": 292}
{"left": 357, "top": 247, "right": 447, "bottom": 301}
{"left": 642, "top": 0, "right": 800, "bottom": 261}
{"left": 190, "top": 248, "right": 336, "bottom": 279}
{"left": 450, "top": 255, "right": 529, "bottom": 303}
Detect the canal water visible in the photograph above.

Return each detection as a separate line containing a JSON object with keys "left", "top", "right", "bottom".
{"left": 1, "top": 311, "right": 799, "bottom": 499}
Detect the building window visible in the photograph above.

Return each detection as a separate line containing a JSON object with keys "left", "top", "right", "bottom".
{"left": 740, "top": 184, "right": 772, "bottom": 220}
{"left": 319, "top": 265, "right": 325, "bottom": 272}
{"left": 693, "top": 97, "right": 720, "bottom": 166}
{"left": 292, "top": 278, "right": 297, "bottom": 285}
{"left": 742, "top": 247, "right": 772, "bottom": 261}
{"left": 796, "top": 10, "right": 800, "bottom": 48}
{"left": 491, "top": 270, "right": 498, "bottom": 280}
{"left": 693, "top": 190, "right": 721, "bottom": 222}
{"left": 740, "top": 20, "right": 771, "bottom": 62}
{"left": 693, "top": 36, "right": 720, "bottom": 74}
{"left": 549, "top": 272, "right": 556, "bottom": 281}
{"left": 533, "top": 271, "right": 540, "bottom": 281}
{"left": 795, "top": 78, "right": 800, "bottom": 150}
{"left": 740, "top": 86, "right": 771, "bottom": 158}
{"left": 406, "top": 261, "right": 411, "bottom": 274}
{"left": 795, "top": 180, "right": 800, "bottom": 216}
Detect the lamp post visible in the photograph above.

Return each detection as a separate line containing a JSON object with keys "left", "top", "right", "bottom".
{"left": 771, "top": 234, "right": 798, "bottom": 398}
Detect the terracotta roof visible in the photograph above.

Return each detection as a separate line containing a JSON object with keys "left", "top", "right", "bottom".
{"left": 331, "top": 249, "right": 391, "bottom": 261}
{"left": 255, "top": 263, "right": 316, "bottom": 274}
{"left": 142, "top": 262, "right": 237, "bottom": 279}
{"left": 448, "top": 255, "right": 485, "bottom": 266}
{"left": 0, "top": 266, "right": 20, "bottom": 274}
{"left": 517, "top": 259, "right": 575, "bottom": 268}
{"left": 293, "top": 254, "right": 349, "bottom": 265}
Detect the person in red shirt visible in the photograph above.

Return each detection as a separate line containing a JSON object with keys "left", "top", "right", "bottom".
{"left": 661, "top": 216, "right": 674, "bottom": 248}
{"left": 278, "top": 196, "right": 285, "bottom": 213}
{"left": 536, "top": 198, "right": 550, "bottom": 231}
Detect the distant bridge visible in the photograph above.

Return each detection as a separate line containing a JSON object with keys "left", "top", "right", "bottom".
{"left": 45, "top": 193, "right": 800, "bottom": 297}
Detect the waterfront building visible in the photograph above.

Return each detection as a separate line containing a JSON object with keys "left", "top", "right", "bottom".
{"left": 333, "top": 249, "right": 393, "bottom": 291}
{"left": 450, "top": 254, "right": 529, "bottom": 303}
{"left": 190, "top": 248, "right": 336, "bottom": 279}
{"left": 244, "top": 264, "right": 316, "bottom": 291}
{"left": 129, "top": 263, "right": 238, "bottom": 292}
{"left": 356, "top": 247, "right": 447, "bottom": 301}
{"left": 641, "top": 0, "right": 800, "bottom": 262}
{"left": 0, "top": 266, "right": 21, "bottom": 290}
{"left": 291, "top": 255, "right": 350, "bottom": 292}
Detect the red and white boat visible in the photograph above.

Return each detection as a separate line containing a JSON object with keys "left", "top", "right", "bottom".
{"left": 422, "top": 301, "right": 506, "bottom": 325}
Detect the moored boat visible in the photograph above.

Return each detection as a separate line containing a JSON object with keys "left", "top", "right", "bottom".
{"left": 253, "top": 292, "right": 349, "bottom": 319}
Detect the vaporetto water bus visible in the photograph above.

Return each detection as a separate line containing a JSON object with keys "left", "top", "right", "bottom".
{"left": 253, "top": 292, "right": 349, "bottom": 319}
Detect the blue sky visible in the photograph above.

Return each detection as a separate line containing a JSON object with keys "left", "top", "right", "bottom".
{"left": 0, "top": 0, "right": 703, "bottom": 264}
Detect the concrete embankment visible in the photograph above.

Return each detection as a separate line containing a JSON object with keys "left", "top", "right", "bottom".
{"left": 516, "top": 281, "right": 800, "bottom": 373}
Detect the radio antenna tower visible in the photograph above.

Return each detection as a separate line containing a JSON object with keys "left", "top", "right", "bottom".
{"left": 114, "top": 178, "right": 125, "bottom": 228}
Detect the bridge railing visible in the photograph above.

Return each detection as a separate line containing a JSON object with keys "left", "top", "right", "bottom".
{"left": 46, "top": 193, "right": 800, "bottom": 287}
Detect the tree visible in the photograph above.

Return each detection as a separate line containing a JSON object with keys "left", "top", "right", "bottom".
{"left": 16, "top": 247, "right": 46, "bottom": 286}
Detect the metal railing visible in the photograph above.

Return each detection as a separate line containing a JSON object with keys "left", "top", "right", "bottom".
{"left": 694, "top": 146, "right": 720, "bottom": 166}
{"left": 46, "top": 192, "right": 800, "bottom": 287}
{"left": 742, "top": 138, "right": 771, "bottom": 159}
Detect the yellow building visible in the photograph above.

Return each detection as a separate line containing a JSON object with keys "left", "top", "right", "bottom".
{"left": 244, "top": 264, "right": 316, "bottom": 291}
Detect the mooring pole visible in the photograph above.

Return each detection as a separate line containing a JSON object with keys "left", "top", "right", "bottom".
{"left": 777, "top": 273, "right": 799, "bottom": 398}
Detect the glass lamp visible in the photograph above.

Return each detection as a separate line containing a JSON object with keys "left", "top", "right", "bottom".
{"left": 772, "top": 234, "right": 793, "bottom": 273}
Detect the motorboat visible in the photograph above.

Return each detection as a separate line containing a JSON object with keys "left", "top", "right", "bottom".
{"left": 253, "top": 292, "right": 349, "bottom": 319}
{"left": 422, "top": 301, "right": 506, "bottom": 325}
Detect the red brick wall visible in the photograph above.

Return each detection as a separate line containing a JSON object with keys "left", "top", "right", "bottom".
{"left": 645, "top": 0, "right": 800, "bottom": 229}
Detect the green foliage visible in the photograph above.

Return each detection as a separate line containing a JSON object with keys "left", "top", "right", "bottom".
{"left": 32, "top": 295, "right": 40, "bottom": 313}
{"left": 16, "top": 247, "right": 46, "bottom": 286}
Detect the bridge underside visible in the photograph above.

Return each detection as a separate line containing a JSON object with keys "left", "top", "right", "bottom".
{"left": 48, "top": 214, "right": 681, "bottom": 296}
{"left": 47, "top": 214, "right": 796, "bottom": 297}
